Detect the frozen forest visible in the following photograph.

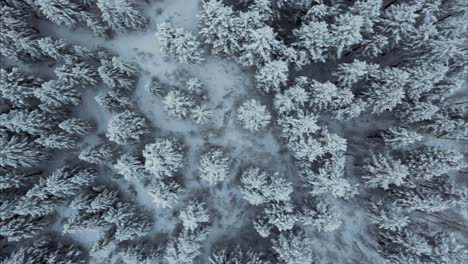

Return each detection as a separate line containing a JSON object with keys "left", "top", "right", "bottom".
{"left": 0, "top": 0, "right": 467, "bottom": 263}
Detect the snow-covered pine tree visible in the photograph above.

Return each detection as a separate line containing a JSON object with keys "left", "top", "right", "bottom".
{"left": 13, "top": 195, "right": 59, "bottom": 217}
{"left": 70, "top": 44, "right": 95, "bottom": 61}
{"left": 360, "top": 34, "right": 389, "bottom": 58}
{"left": 185, "top": 78, "right": 205, "bottom": 95}
{"left": 98, "top": 54, "right": 137, "bottom": 91}
{"left": 329, "top": 13, "right": 364, "bottom": 57}
{"left": 25, "top": 166, "right": 95, "bottom": 200}
{"left": 397, "top": 101, "right": 440, "bottom": 124}
{"left": 96, "top": 0, "right": 147, "bottom": 32}
{"left": 377, "top": 3, "right": 419, "bottom": 45}
{"left": 299, "top": 1, "right": 336, "bottom": 22}
{"left": 59, "top": 118, "right": 95, "bottom": 136}
{"left": 402, "top": 146, "right": 465, "bottom": 180}
{"left": 288, "top": 136, "right": 325, "bottom": 164}
{"left": 329, "top": 92, "right": 366, "bottom": 120}
{"left": 143, "top": 138, "right": 185, "bottom": 178}
{"left": 322, "top": 130, "right": 348, "bottom": 158}
{"left": 104, "top": 202, "right": 152, "bottom": 241}
{"left": 263, "top": 175, "right": 294, "bottom": 203}
{"left": 64, "top": 187, "right": 120, "bottom": 234}
{"left": 363, "top": 82, "right": 404, "bottom": 114}
{"left": 424, "top": 33, "right": 466, "bottom": 70}
{"left": 13, "top": 168, "right": 94, "bottom": 218}
{"left": 420, "top": 106, "right": 467, "bottom": 138}
{"left": 379, "top": 127, "right": 423, "bottom": 149}
{"left": 198, "top": 0, "right": 242, "bottom": 56}
{"left": 107, "top": 110, "right": 149, "bottom": 145}
{"left": 199, "top": 148, "right": 231, "bottom": 186}
{"left": 79, "top": 143, "right": 118, "bottom": 164}
{"left": 178, "top": 201, "right": 210, "bottom": 231}
{"left": 398, "top": 191, "right": 457, "bottom": 214}
{"left": 273, "top": 93, "right": 296, "bottom": 115}
{"left": 253, "top": 214, "right": 273, "bottom": 238}
{"left": 430, "top": 232, "right": 467, "bottom": 264}
{"left": 89, "top": 228, "right": 118, "bottom": 260}
{"left": 163, "top": 90, "right": 195, "bottom": 119}
{"left": 148, "top": 179, "right": 181, "bottom": 208}
{"left": 238, "top": 26, "right": 284, "bottom": 67}
{"left": 349, "top": 0, "right": 382, "bottom": 33}
{"left": 0, "top": 170, "right": 25, "bottom": 191}
{"left": 361, "top": 67, "right": 409, "bottom": 114}
{"left": 35, "top": 0, "right": 82, "bottom": 28}
{"left": 292, "top": 20, "right": 330, "bottom": 65}
{"left": 334, "top": 59, "right": 379, "bottom": 88}
{"left": 114, "top": 154, "right": 147, "bottom": 182}
{"left": 272, "top": 78, "right": 309, "bottom": 114}
{"left": 79, "top": 11, "right": 110, "bottom": 38}
{"left": 35, "top": 132, "right": 79, "bottom": 149}
{"left": 115, "top": 242, "right": 161, "bottom": 264}
{"left": 1, "top": 238, "right": 86, "bottom": 263}
{"left": 0, "top": 67, "right": 43, "bottom": 107}
{"left": 4, "top": 2, "right": 34, "bottom": 19}
{"left": 329, "top": 77, "right": 368, "bottom": 120}
{"left": 369, "top": 202, "right": 410, "bottom": 232}
{"left": 239, "top": 166, "right": 270, "bottom": 205}
{"left": 305, "top": 157, "right": 358, "bottom": 199}
{"left": 387, "top": 229, "right": 434, "bottom": 258}
{"left": 63, "top": 210, "right": 109, "bottom": 233}
{"left": 404, "top": 63, "right": 448, "bottom": 101}
{"left": 249, "top": 0, "right": 274, "bottom": 22}
{"left": 0, "top": 216, "right": 47, "bottom": 242}
{"left": 307, "top": 80, "right": 338, "bottom": 112}
{"left": 70, "top": 186, "right": 120, "bottom": 213}
{"left": 393, "top": 180, "right": 466, "bottom": 213}
{"left": 235, "top": 8, "right": 265, "bottom": 33}
{"left": 164, "top": 228, "right": 208, "bottom": 264}
{"left": 36, "top": 37, "right": 78, "bottom": 63}
{"left": 209, "top": 245, "right": 270, "bottom": 264}
{"left": 237, "top": 99, "right": 271, "bottom": 131}
{"left": 54, "top": 62, "right": 99, "bottom": 87}
{"left": 0, "top": 109, "right": 55, "bottom": 135}
{"left": 299, "top": 199, "right": 342, "bottom": 232}
{"left": 191, "top": 104, "right": 213, "bottom": 125}
{"left": 65, "top": 207, "right": 102, "bottom": 231}
{"left": 272, "top": 230, "right": 316, "bottom": 264}
{"left": 145, "top": 76, "right": 165, "bottom": 96}
{"left": 34, "top": 80, "right": 81, "bottom": 109}
{"left": 362, "top": 152, "right": 409, "bottom": 190}
{"left": 156, "top": 23, "right": 204, "bottom": 64}
{"left": 263, "top": 201, "right": 298, "bottom": 232}
{"left": 0, "top": 6, "right": 42, "bottom": 62}
{"left": 277, "top": 111, "right": 320, "bottom": 140}
{"left": 95, "top": 90, "right": 134, "bottom": 112}
{"left": 255, "top": 60, "right": 289, "bottom": 93}
{"left": 240, "top": 167, "right": 293, "bottom": 205}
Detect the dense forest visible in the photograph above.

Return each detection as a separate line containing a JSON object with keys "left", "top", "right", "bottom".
{"left": 0, "top": 0, "right": 467, "bottom": 263}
